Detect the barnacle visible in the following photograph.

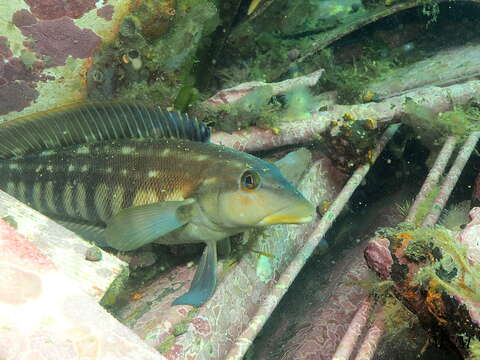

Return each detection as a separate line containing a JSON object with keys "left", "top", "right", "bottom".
{"left": 363, "top": 90, "right": 377, "bottom": 102}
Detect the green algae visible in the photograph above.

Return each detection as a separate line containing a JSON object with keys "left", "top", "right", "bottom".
{"left": 439, "top": 201, "right": 471, "bottom": 232}
{"left": 402, "top": 100, "right": 480, "bottom": 148}
{"left": 379, "top": 223, "right": 480, "bottom": 307}
{"left": 317, "top": 47, "right": 400, "bottom": 104}
{"left": 412, "top": 227, "right": 480, "bottom": 303}
{"left": 1, "top": 215, "right": 17, "bottom": 229}
{"left": 413, "top": 185, "right": 441, "bottom": 226}
{"left": 417, "top": 0, "right": 442, "bottom": 24}
{"left": 157, "top": 335, "right": 176, "bottom": 354}
{"left": 100, "top": 265, "right": 130, "bottom": 308}
{"left": 157, "top": 308, "right": 199, "bottom": 353}
{"left": 191, "top": 85, "right": 316, "bottom": 132}
{"left": 469, "top": 338, "right": 480, "bottom": 360}
{"left": 88, "top": 0, "right": 219, "bottom": 108}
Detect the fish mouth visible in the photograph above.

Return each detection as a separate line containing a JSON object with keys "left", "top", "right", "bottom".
{"left": 258, "top": 200, "right": 315, "bottom": 226}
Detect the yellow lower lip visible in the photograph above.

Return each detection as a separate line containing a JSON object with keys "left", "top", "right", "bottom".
{"left": 259, "top": 214, "right": 314, "bottom": 225}
{"left": 258, "top": 201, "right": 315, "bottom": 225}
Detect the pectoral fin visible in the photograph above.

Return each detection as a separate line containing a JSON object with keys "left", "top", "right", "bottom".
{"left": 104, "top": 199, "right": 194, "bottom": 251}
{"left": 172, "top": 240, "right": 217, "bottom": 307}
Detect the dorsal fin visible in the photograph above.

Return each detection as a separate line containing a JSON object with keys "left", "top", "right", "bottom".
{"left": 0, "top": 101, "right": 210, "bottom": 159}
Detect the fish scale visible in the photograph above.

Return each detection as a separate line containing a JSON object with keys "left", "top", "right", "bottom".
{"left": 0, "top": 138, "right": 214, "bottom": 226}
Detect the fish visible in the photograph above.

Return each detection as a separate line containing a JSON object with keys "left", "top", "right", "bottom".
{"left": 0, "top": 102, "right": 315, "bottom": 306}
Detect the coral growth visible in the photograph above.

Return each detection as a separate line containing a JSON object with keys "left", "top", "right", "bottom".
{"left": 401, "top": 100, "right": 480, "bottom": 149}
{"left": 87, "top": 0, "right": 219, "bottom": 109}
{"left": 191, "top": 85, "right": 318, "bottom": 132}
{"left": 317, "top": 112, "right": 386, "bottom": 172}
{"left": 371, "top": 221, "right": 480, "bottom": 355}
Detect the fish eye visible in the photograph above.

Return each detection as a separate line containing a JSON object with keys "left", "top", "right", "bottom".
{"left": 240, "top": 170, "right": 260, "bottom": 191}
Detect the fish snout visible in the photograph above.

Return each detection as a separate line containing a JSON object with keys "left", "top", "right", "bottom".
{"left": 258, "top": 198, "right": 315, "bottom": 226}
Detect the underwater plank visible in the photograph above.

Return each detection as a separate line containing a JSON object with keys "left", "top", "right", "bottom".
{"left": 224, "top": 125, "right": 399, "bottom": 359}
{"left": 0, "top": 189, "right": 127, "bottom": 301}
{"left": 250, "top": 183, "right": 417, "bottom": 359}
{"left": 331, "top": 297, "right": 374, "bottom": 360}
{"left": 368, "top": 44, "right": 480, "bottom": 99}
{"left": 0, "top": 218, "right": 165, "bottom": 360}
{"left": 211, "top": 80, "right": 480, "bottom": 152}
{"left": 114, "top": 150, "right": 345, "bottom": 359}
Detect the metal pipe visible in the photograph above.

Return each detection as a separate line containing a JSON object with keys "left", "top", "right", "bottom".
{"left": 225, "top": 124, "right": 400, "bottom": 360}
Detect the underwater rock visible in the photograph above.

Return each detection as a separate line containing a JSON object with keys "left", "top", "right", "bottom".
{"left": 364, "top": 237, "right": 393, "bottom": 280}
{"left": 364, "top": 214, "right": 480, "bottom": 358}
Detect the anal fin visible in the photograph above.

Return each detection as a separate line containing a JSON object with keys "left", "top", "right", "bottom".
{"left": 172, "top": 240, "right": 217, "bottom": 307}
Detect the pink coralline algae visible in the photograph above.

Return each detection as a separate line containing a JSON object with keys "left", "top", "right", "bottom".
{"left": 0, "top": 36, "right": 40, "bottom": 115}
{"left": 191, "top": 316, "right": 212, "bottom": 336}
{"left": 13, "top": 10, "right": 102, "bottom": 67}
{"left": 24, "top": 0, "right": 96, "bottom": 20}
{"left": 97, "top": 5, "right": 114, "bottom": 21}
{"left": 364, "top": 237, "right": 393, "bottom": 280}
{"left": 457, "top": 207, "right": 480, "bottom": 264}
{"left": 164, "top": 344, "right": 184, "bottom": 360}
{"left": 0, "top": 219, "right": 56, "bottom": 272}
{"left": 0, "top": 82, "right": 39, "bottom": 116}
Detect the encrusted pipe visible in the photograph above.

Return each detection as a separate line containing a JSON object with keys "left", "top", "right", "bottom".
{"left": 405, "top": 136, "right": 457, "bottom": 223}
{"left": 423, "top": 132, "right": 480, "bottom": 226}
{"left": 331, "top": 297, "right": 374, "bottom": 360}
{"left": 352, "top": 309, "right": 385, "bottom": 360}
{"left": 211, "top": 81, "right": 480, "bottom": 152}
{"left": 224, "top": 124, "right": 400, "bottom": 360}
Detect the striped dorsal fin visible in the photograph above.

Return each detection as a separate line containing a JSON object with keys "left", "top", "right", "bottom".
{"left": 0, "top": 101, "right": 210, "bottom": 159}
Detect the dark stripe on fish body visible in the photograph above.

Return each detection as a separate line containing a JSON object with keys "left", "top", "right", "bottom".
{"left": 0, "top": 139, "right": 216, "bottom": 226}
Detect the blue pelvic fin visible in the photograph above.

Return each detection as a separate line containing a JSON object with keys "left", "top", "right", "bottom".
{"left": 104, "top": 199, "right": 194, "bottom": 251}
{"left": 172, "top": 240, "right": 217, "bottom": 307}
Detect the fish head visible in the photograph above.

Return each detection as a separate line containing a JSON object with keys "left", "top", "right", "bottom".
{"left": 196, "top": 150, "right": 316, "bottom": 230}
